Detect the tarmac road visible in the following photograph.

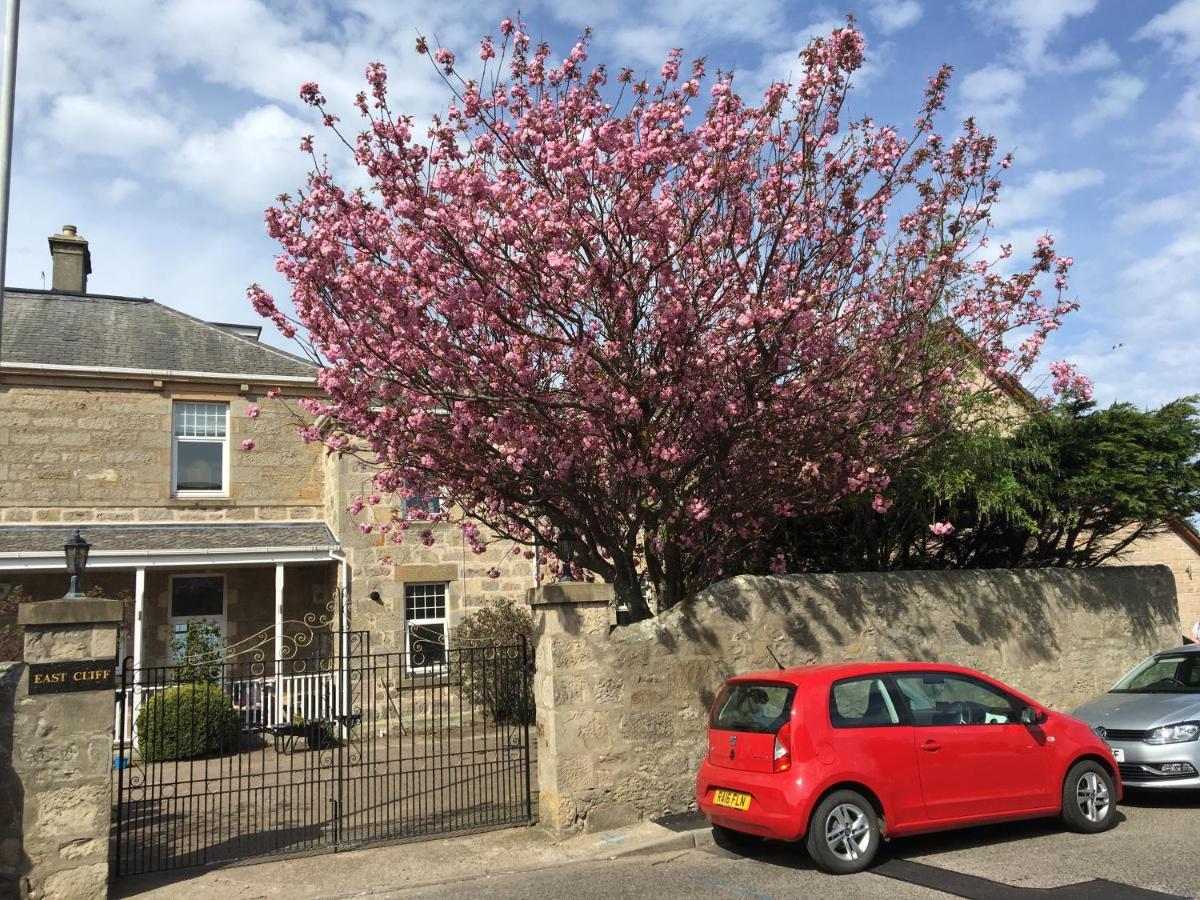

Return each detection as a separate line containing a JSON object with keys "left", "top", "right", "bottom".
{"left": 388, "top": 791, "right": 1200, "bottom": 900}
{"left": 114, "top": 789, "right": 1200, "bottom": 899}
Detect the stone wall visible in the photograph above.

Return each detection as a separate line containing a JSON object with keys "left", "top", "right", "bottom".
{"left": 532, "top": 567, "right": 1180, "bottom": 836}
{"left": 0, "top": 661, "right": 22, "bottom": 897}
{"left": 325, "top": 453, "right": 534, "bottom": 652}
{"left": 1105, "top": 522, "right": 1200, "bottom": 638}
{"left": 0, "top": 380, "right": 324, "bottom": 523}
{"left": 10, "top": 598, "right": 122, "bottom": 899}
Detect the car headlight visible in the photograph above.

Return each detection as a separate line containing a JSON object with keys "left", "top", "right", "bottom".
{"left": 1145, "top": 722, "right": 1200, "bottom": 745}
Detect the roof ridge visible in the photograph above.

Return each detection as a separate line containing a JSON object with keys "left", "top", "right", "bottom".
{"left": 3, "top": 287, "right": 153, "bottom": 303}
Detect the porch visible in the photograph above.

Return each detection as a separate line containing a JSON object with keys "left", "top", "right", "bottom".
{"left": 0, "top": 522, "right": 349, "bottom": 731}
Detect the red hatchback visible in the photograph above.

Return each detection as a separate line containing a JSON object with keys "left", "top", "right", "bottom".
{"left": 696, "top": 662, "right": 1120, "bottom": 874}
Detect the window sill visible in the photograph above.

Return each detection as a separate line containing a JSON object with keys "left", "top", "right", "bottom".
{"left": 170, "top": 495, "right": 233, "bottom": 505}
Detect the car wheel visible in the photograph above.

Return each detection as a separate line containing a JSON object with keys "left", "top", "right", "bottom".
{"left": 1061, "top": 760, "right": 1117, "bottom": 834}
{"left": 712, "top": 823, "right": 762, "bottom": 849}
{"left": 805, "top": 789, "right": 880, "bottom": 874}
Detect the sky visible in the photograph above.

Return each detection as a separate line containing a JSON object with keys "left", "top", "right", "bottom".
{"left": 5, "top": 0, "right": 1199, "bottom": 408}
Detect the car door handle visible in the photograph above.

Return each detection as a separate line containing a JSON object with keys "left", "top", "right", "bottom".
{"left": 921, "top": 740, "right": 941, "bottom": 752}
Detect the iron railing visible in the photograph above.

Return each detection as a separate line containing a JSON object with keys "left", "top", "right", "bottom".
{"left": 112, "top": 636, "right": 534, "bottom": 876}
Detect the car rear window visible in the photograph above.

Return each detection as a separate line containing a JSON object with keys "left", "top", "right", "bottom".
{"left": 711, "top": 682, "right": 795, "bottom": 733}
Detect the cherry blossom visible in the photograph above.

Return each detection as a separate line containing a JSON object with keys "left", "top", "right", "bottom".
{"left": 253, "top": 18, "right": 1080, "bottom": 620}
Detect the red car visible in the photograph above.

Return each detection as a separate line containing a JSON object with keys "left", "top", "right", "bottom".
{"left": 696, "top": 662, "right": 1120, "bottom": 874}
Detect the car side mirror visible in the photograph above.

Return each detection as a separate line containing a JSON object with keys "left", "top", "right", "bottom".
{"left": 1020, "top": 706, "right": 1045, "bottom": 726}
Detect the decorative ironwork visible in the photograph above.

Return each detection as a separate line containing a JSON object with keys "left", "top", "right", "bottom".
{"left": 164, "top": 589, "right": 345, "bottom": 679}
{"left": 113, "top": 633, "right": 534, "bottom": 877}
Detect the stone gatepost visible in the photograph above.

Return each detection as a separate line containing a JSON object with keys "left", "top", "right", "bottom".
{"left": 530, "top": 582, "right": 637, "bottom": 838}
{"left": 12, "top": 597, "right": 122, "bottom": 899}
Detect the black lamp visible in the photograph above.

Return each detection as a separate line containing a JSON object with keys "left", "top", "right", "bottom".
{"left": 63, "top": 529, "right": 91, "bottom": 598}
{"left": 557, "top": 529, "right": 578, "bottom": 582}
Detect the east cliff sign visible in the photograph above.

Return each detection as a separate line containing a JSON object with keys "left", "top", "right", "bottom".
{"left": 27, "top": 659, "right": 117, "bottom": 694}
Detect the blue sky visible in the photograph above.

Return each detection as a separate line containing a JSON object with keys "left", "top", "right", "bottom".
{"left": 6, "top": 0, "right": 1199, "bottom": 407}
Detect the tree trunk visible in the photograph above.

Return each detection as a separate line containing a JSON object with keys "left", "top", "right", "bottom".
{"left": 612, "top": 567, "right": 651, "bottom": 622}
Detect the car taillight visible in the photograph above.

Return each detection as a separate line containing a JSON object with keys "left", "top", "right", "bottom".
{"left": 773, "top": 730, "right": 791, "bottom": 772}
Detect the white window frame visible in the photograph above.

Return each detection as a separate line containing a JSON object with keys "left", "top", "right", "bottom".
{"left": 168, "top": 572, "right": 227, "bottom": 658}
{"left": 402, "top": 486, "right": 443, "bottom": 519}
{"left": 171, "top": 401, "right": 230, "bottom": 498}
{"left": 404, "top": 582, "right": 448, "bottom": 672}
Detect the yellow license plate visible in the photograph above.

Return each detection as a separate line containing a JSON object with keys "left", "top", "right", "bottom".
{"left": 713, "top": 789, "right": 752, "bottom": 811}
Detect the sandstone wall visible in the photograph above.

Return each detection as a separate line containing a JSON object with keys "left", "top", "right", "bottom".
{"left": 0, "top": 380, "right": 324, "bottom": 523}
{"left": 325, "top": 454, "right": 534, "bottom": 654}
{"left": 0, "top": 661, "right": 22, "bottom": 897}
{"left": 532, "top": 567, "right": 1180, "bottom": 835}
{"left": 11, "top": 599, "right": 123, "bottom": 899}
{"left": 1104, "top": 523, "right": 1200, "bottom": 639}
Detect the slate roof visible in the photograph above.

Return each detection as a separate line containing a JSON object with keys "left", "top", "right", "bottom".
{"left": 0, "top": 289, "right": 316, "bottom": 379}
{"left": 0, "top": 522, "right": 338, "bottom": 554}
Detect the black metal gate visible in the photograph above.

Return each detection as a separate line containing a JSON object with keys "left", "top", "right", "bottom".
{"left": 112, "top": 635, "right": 534, "bottom": 876}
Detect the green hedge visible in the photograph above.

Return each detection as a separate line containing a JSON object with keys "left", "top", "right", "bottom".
{"left": 135, "top": 683, "right": 240, "bottom": 762}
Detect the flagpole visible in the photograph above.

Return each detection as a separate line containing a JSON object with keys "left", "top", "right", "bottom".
{"left": 0, "top": 0, "right": 21, "bottom": 361}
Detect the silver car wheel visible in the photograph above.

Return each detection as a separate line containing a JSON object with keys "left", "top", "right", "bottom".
{"left": 824, "top": 802, "right": 871, "bottom": 862}
{"left": 1076, "top": 771, "right": 1110, "bottom": 823}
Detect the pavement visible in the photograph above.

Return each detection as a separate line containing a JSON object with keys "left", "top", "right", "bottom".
{"left": 114, "top": 790, "right": 1200, "bottom": 899}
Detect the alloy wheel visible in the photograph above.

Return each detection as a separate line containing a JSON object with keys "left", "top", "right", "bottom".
{"left": 824, "top": 802, "right": 871, "bottom": 862}
{"left": 1076, "top": 771, "right": 1111, "bottom": 823}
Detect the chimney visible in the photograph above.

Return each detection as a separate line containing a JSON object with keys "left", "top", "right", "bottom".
{"left": 48, "top": 225, "right": 91, "bottom": 293}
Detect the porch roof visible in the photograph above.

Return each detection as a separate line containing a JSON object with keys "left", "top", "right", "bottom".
{"left": 0, "top": 521, "right": 340, "bottom": 570}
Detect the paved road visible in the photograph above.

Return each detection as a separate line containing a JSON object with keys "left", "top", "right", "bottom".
{"left": 388, "top": 792, "right": 1200, "bottom": 900}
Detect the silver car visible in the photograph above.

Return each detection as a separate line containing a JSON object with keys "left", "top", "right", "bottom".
{"left": 1073, "top": 644, "right": 1200, "bottom": 789}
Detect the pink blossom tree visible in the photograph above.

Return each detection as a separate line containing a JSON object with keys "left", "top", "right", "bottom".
{"left": 251, "top": 18, "right": 1079, "bottom": 621}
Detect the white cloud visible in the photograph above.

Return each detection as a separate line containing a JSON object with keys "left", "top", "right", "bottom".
{"left": 1114, "top": 191, "right": 1200, "bottom": 233}
{"left": 44, "top": 94, "right": 175, "bottom": 158}
{"left": 1076, "top": 217, "right": 1200, "bottom": 406}
{"left": 1058, "top": 39, "right": 1120, "bottom": 73}
{"left": 1071, "top": 73, "right": 1146, "bottom": 134}
{"left": 1136, "top": 0, "right": 1200, "bottom": 64}
{"left": 961, "top": 65, "right": 1026, "bottom": 124}
{"left": 609, "top": 25, "right": 681, "bottom": 69}
{"left": 970, "top": 0, "right": 1100, "bottom": 66}
{"left": 1165, "top": 84, "right": 1200, "bottom": 146}
{"left": 169, "top": 105, "right": 313, "bottom": 214}
{"left": 990, "top": 168, "right": 1104, "bottom": 230}
{"left": 735, "top": 17, "right": 891, "bottom": 100}
{"left": 103, "top": 178, "right": 140, "bottom": 204}
{"left": 867, "top": 0, "right": 922, "bottom": 33}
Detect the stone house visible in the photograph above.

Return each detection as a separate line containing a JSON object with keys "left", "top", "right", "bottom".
{"left": 988, "top": 364, "right": 1200, "bottom": 641}
{"left": 0, "top": 226, "right": 534, "bottom": 684}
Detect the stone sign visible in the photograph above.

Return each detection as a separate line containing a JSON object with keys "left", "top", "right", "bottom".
{"left": 27, "top": 659, "right": 117, "bottom": 694}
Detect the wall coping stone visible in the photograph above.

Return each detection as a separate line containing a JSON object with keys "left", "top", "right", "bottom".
{"left": 528, "top": 582, "right": 614, "bottom": 607}
{"left": 17, "top": 597, "right": 124, "bottom": 626}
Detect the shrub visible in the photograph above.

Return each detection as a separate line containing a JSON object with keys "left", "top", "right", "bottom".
{"left": 135, "top": 683, "right": 240, "bottom": 762}
{"left": 452, "top": 597, "right": 534, "bottom": 725}
{"left": 169, "top": 621, "right": 223, "bottom": 684}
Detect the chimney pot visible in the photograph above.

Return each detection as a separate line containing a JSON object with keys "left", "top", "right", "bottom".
{"left": 48, "top": 225, "right": 91, "bottom": 293}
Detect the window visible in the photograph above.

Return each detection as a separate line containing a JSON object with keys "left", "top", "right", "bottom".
{"left": 1113, "top": 655, "right": 1200, "bottom": 693}
{"left": 402, "top": 488, "right": 443, "bottom": 519}
{"left": 894, "top": 673, "right": 1020, "bottom": 726}
{"left": 405, "top": 582, "right": 448, "bottom": 670}
{"left": 711, "top": 682, "right": 795, "bottom": 733}
{"left": 830, "top": 677, "right": 901, "bottom": 728}
{"left": 172, "top": 401, "right": 229, "bottom": 496}
{"left": 169, "top": 574, "right": 226, "bottom": 649}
